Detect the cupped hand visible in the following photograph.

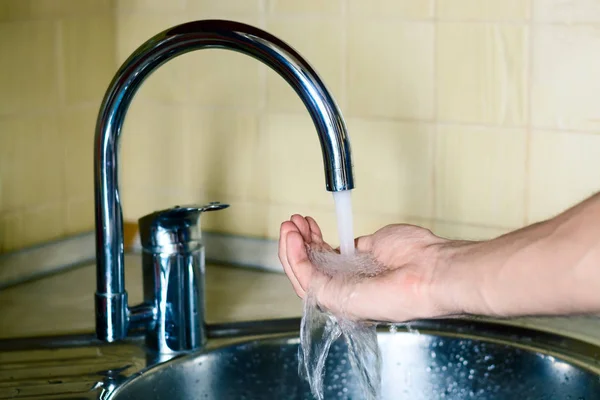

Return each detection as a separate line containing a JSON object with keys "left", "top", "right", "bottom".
{"left": 278, "top": 215, "right": 458, "bottom": 323}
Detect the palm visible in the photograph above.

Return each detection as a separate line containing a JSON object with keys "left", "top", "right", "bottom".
{"left": 279, "top": 215, "right": 444, "bottom": 323}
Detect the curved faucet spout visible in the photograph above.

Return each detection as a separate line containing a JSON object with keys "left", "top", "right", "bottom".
{"left": 94, "top": 20, "right": 355, "bottom": 342}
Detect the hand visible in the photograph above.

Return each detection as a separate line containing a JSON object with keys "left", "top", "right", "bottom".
{"left": 278, "top": 214, "right": 458, "bottom": 323}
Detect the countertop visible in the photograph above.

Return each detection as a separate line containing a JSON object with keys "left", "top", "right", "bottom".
{"left": 0, "top": 253, "right": 303, "bottom": 339}
{"left": 2, "top": 253, "right": 600, "bottom": 346}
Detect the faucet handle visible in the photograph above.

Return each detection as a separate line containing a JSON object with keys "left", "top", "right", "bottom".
{"left": 138, "top": 202, "right": 229, "bottom": 250}
{"left": 153, "top": 202, "right": 229, "bottom": 220}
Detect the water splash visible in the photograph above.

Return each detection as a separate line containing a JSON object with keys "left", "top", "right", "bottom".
{"left": 299, "top": 247, "right": 383, "bottom": 400}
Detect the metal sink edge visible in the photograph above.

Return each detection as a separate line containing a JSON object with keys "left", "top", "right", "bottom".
{"left": 2, "top": 318, "right": 600, "bottom": 399}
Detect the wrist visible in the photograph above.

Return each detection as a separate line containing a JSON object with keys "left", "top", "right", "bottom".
{"left": 427, "top": 239, "right": 497, "bottom": 318}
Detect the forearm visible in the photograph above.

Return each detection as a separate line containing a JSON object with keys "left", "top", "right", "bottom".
{"left": 437, "top": 193, "right": 600, "bottom": 318}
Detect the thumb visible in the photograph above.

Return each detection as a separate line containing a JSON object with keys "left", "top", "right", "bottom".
{"left": 355, "top": 235, "right": 373, "bottom": 253}
{"left": 333, "top": 235, "right": 373, "bottom": 253}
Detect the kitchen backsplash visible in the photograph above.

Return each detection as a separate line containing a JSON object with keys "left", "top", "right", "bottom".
{"left": 0, "top": 0, "right": 116, "bottom": 251}
{"left": 1, "top": 0, "right": 600, "bottom": 252}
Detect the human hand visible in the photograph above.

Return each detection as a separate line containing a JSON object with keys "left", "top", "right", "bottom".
{"left": 278, "top": 215, "right": 463, "bottom": 323}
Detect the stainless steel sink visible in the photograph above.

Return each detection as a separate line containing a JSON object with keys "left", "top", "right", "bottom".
{"left": 106, "top": 320, "right": 600, "bottom": 400}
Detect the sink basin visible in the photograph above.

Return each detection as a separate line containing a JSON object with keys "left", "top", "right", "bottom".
{"left": 107, "top": 321, "right": 600, "bottom": 399}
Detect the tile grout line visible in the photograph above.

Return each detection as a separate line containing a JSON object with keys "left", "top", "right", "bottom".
{"left": 258, "top": 0, "right": 268, "bottom": 114}
{"left": 55, "top": 17, "right": 69, "bottom": 238}
{"left": 523, "top": 0, "right": 535, "bottom": 227}
{"left": 55, "top": 20, "right": 67, "bottom": 108}
{"left": 3, "top": 106, "right": 597, "bottom": 135}
{"left": 108, "top": 9, "right": 600, "bottom": 26}
{"left": 431, "top": 0, "right": 439, "bottom": 230}
{"left": 340, "top": 0, "right": 348, "bottom": 112}
{"left": 257, "top": 0, "right": 269, "bottom": 213}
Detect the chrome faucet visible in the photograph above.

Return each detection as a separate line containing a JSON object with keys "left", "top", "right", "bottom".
{"left": 93, "top": 20, "right": 355, "bottom": 353}
{"left": 137, "top": 202, "right": 228, "bottom": 354}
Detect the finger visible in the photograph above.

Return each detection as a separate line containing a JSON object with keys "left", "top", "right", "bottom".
{"left": 286, "top": 230, "right": 313, "bottom": 293}
{"left": 279, "top": 221, "right": 304, "bottom": 296}
{"left": 291, "top": 214, "right": 312, "bottom": 244}
{"left": 305, "top": 216, "right": 324, "bottom": 243}
{"left": 355, "top": 235, "right": 373, "bottom": 252}
{"left": 332, "top": 235, "right": 370, "bottom": 254}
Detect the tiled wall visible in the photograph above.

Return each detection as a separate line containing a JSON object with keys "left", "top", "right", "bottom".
{"left": 117, "top": 0, "right": 600, "bottom": 245}
{"left": 0, "top": 0, "right": 116, "bottom": 252}
{"left": 2, "top": 0, "right": 600, "bottom": 252}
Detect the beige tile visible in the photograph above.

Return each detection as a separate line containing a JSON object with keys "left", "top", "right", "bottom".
{"left": 354, "top": 213, "right": 433, "bottom": 238}
{"left": 267, "top": 203, "right": 338, "bottom": 243}
{"left": 184, "top": 42, "right": 262, "bottom": 109}
{"left": 0, "top": 0, "right": 113, "bottom": 22}
{"left": 116, "top": 14, "right": 188, "bottom": 103}
{"left": 438, "top": 0, "right": 530, "bottom": 20}
{"left": 347, "top": 20, "right": 434, "bottom": 120}
{"left": 203, "top": 198, "right": 269, "bottom": 238}
{"left": 186, "top": 0, "right": 262, "bottom": 15}
{"left": 116, "top": 13, "right": 192, "bottom": 59}
{"left": 348, "top": 118, "right": 434, "bottom": 219}
{"left": 0, "top": 212, "right": 21, "bottom": 253}
{"left": 0, "top": 115, "right": 64, "bottom": 210}
{"left": 433, "top": 221, "right": 510, "bottom": 240}
{"left": 534, "top": 0, "right": 600, "bottom": 23}
{"left": 266, "top": 206, "right": 431, "bottom": 248}
{"left": 121, "top": 187, "right": 191, "bottom": 221}
{"left": 179, "top": 10, "right": 261, "bottom": 27}
{"left": 265, "top": 17, "right": 344, "bottom": 113}
{"left": 435, "top": 125, "right": 527, "bottom": 227}
{"left": 532, "top": 26, "right": 600, "bottom": 132}
{"left": 19, "top": 204, "right": 66, "bottom": 248}
{"left": 436, "top": 22, "right": 529, "bottom": 126}
{"left": 65, "top": 196, "right": 94, "bottom": 234}
{"left": 165, "top": 14, "right": 262, "bottom": 108}
{"left": 268, "top": 0, "right": 342, "bottom": 14}
{"left": 348, "top": 0, "right": 434, "bottom": 18}
{"left": 119, "top": 101, "right": 187, "bottom": 194}
{"left": 528, "top": 130, "right": 600, "bottom": 223}
{"left": 61, "top": 107, "right": 97, "bottom": 199}
{"left": 118, "top": 0, "right": 185, "bottom": 13}
{"left": 262, "top": 113, "right": 335, "bottom": 209}
{"left": 62, "top": 16, "right": 116, "bottom": 105}
{"left": 185, "top": 108, "right": 262, "bottom": 200}
{"left": 0, "top": 20, "right": 59, "bottom": 114}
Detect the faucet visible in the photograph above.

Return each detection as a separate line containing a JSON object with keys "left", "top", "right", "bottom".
{"left": 93, "top": 19, "right": 355, "bottom": 353}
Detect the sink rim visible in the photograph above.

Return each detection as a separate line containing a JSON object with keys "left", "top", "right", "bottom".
{"left": 106, "top": 318, "right": 600, "bottom": 398}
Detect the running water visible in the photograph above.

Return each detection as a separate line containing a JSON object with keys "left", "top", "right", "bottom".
{"left": 333, "top": 190, "right": 355, "bottom": 255}
{"left": 298, "top": 190, "right": 383, "bottom": 400}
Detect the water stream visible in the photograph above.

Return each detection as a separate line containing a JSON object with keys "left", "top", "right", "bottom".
{"left": 333, "top": 190, "right": 355, "bottom": 256}
{"left": 298, "top": 190, "right": 383, "bottom": 399}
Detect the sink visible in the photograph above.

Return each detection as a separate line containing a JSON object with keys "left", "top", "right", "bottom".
{"left": 107, "top": 321, "right": 600, "bottom": 400}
